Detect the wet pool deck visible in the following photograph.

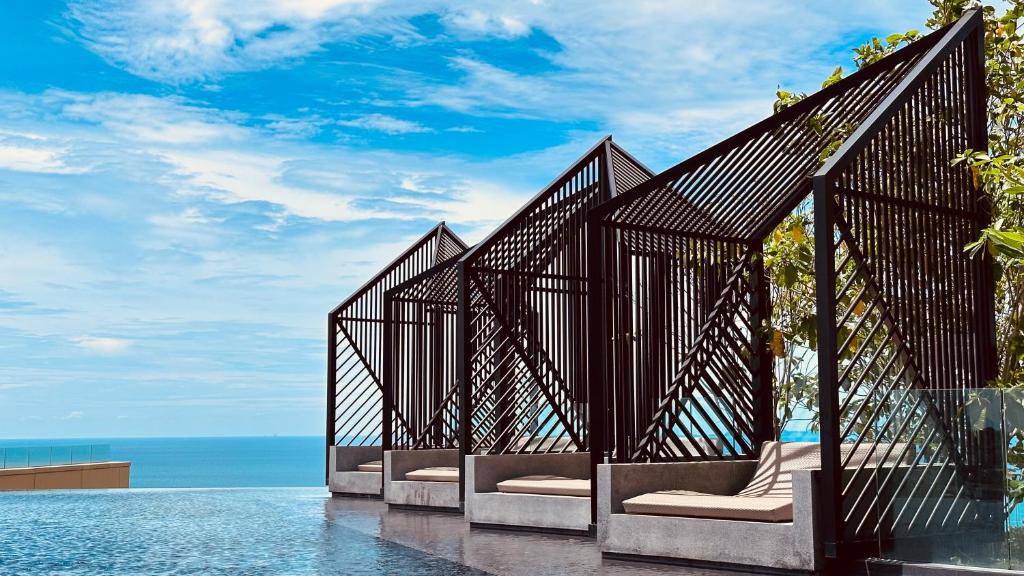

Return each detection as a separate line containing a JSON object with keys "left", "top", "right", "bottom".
{"left": 325, "top": 495, "right": 760, "bottom": 576}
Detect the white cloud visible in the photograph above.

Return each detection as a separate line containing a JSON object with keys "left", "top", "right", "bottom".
{"left": 0, "top": 89, "right": 536, "bottom": 231}
{"left": 59, "top": 410, "right": 84, "bottom": 420}
{"left": 62, "top": 1, "right": 932, "bottom": 164}
{"left": 73, "top": 336, "right": 132, "bottom": 355}
{"left": 66, "top": 0, "right": 397, "bottom": 83}
{"left": 57, "top": 92, "right": 245, "bottom": 144}
{"left": 337, "top": 113, "right": 433, "bottom": 135}
{"left": 0, "top": 144, "right": 87, "bottom": 174}
{"left": 442, "top": 9, "right": 531, "bottom": 38}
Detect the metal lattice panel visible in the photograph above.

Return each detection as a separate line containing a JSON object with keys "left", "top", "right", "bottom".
{"left": 384, "top": 253, "right": 466, "bottom": 450}
{"left": 458, "top": 138, "right": 654, "bottom": 457}
{"left": 328, "top": 224, "right": 467, "bottom": 459}
{"left": 588, "top": 10, "right": 997, "bottom": 559}
{"left": 816, "top": 11, "right": 999, "bottom": 550}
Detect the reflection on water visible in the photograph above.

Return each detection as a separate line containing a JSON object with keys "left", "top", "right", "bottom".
{"left": 0, "top": 487, "right": 748, "bottom": 576}
{"left": 0, "top": 488, "right": 481, "bottom": 576}
{"left": 325, "top": 497, "right": 752, "bottom": 576}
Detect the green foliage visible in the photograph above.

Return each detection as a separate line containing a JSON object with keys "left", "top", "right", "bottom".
{"left": 773, "top": 89, "right": 806, "bottom": 114}
{"left": 764, "top": 212, "right": 819, "bottom": 431}
{"left": 852, "top": 31, "right": 922, "bottom": 69}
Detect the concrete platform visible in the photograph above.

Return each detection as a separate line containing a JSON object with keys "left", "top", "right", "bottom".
{"left": 384, "top": 448, "right": 460, "bottom": 510}
{"left": 329, "top": 446, "right": 383, "bottom": 497}
{"left": 598, "top": 460, "right": 822, "bottom": 573}
{"left": 0, "top": 461, "right": 130, "bottom": 491}
{"left": 465, "top": 452, "right": 591, "bottom": 533}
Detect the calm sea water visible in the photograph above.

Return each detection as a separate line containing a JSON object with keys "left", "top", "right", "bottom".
{"left": 0, "top": 436, "right": 324, "bottom": 488}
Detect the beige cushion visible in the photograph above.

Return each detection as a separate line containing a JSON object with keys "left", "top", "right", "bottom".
{"left": 496, "top": 475, "right": 590, "bottom": 497}
{"left": 405, "top": 466, "right": 459, "bottom": 482}
{"left": 623, "top": 490, "right": 793, "bottom": 522}
{"left": 357, "top": 460, "right": 383, "bottom": 473}
{"left": 622, "top": 440, "right": 907, "bottom": 522}
{"left": 622, "top": 441, "right": 819, "bottom": 522}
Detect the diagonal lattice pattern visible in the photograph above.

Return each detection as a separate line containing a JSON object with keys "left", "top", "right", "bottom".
{"left": 329, "top": 224, "right": 467, "bottom": 449}
{"left": 821, "top": 13, "right": 1000, "bottom": 547}
{"left": 588, "top": 10, "right": 997, "bottom": 558}
{"left": 385, "top": 253, "right": 466, "bottom": 450}
{"left": 460, "top": 138, "right": 654, "bottom": 456}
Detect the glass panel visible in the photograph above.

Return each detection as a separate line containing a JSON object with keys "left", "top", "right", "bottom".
{"left": 1004, "top": 388, "right": 1024, "bottom": 570}
{"left": 27, "top": 447, "right": 50, "bottom": 467}
{"left": 50, "top": 446, "right": 71, "bottom": 466}
{"left": 4, "top": 448, "right": 27, "bottom": 469}
{"left": 91, "top": 444, "right": 110, "bottom": 462}
{"left": 70, "top": 445, "right": 91, "bottom": 464}
{"left": 882, "top": 388, "right": 1010, "bottom": 569}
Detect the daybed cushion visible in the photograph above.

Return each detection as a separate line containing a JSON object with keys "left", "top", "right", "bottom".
{"left": 496, "top": 475, "right": 590, "bottom": 497}
{"left": 622, "top": 489, "right": 792, "bottom": 522}
{"left": 405, "top": 466, "right": 459, "bottom": 482}
{"left": 357, "top": 460, "right": 383, "bottom": 473}
{"left": 620, "top": 441, "right": 904, "bottom": 523}
{"left": 622, "top": 441, "right": 822, "bottom": 523}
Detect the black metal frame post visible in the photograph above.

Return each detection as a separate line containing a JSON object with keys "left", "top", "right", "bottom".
{"left": 382, "top": 294, "right": 394, "bottom": 453}
{"left": 326, "top": 311, "right": 338, "bottom": 485}
{"left": 749, "top": 241, "right": 776, "bottom": 451}
{"left": 456, "top": 260, "right": 472, "bottom": 503}
{"left": 813, "top": 175, "right": 842, "bottom": 560}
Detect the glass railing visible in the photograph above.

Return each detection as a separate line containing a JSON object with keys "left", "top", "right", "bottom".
{"left": 0, "top": 444, "right": 111, "bottom": 469}
{"left": 866, "top": 388, "right": 1024, "bottom": 570}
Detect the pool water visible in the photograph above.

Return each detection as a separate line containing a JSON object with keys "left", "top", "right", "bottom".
{"left": 0, "top": 488, "right": 483, "bottom": 576}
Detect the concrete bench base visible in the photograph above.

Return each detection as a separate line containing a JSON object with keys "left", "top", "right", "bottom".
{"left": 469, "top": 492, "right": 590, "bottom": 533}
{"left": 598, "top": 460, "right": 822, "bottom": 573}
{"left": 602, "top": 513, "right": 812, "bottom": 573}
{"left": 330, "top": 471, "right": 383, "bottom": 497}
{"left": 386, "top": 481, "right": 460, "bottom": 510}
{"left": 465, "top": 452, "right": 591, "bottom": 534}
{"left": 384, "top": 448, "right": 460, "bottom": 510}
{"left": 329, "top": 446, "right": 383, "bottom": 497}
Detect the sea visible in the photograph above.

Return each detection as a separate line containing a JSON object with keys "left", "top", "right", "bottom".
{"left": 0, "top": 433, "right": 824, "bottom": 488}
{"left": 0, "top": 436, "right": 324, "bottom": 488}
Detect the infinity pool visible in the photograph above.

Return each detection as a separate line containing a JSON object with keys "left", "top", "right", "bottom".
{"left": 0, "top": 488, "right": 483, "bottom": 576}
{"left": 0, "top": 488, "right": 732, "bottom": 575}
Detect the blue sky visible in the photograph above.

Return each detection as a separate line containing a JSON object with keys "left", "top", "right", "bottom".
{"left": 0, "top": 0, "right": 932, "bottom": 438}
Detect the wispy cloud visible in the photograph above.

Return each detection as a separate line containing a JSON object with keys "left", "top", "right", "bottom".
{"left": 0, "top": 144, "right": 86, "bottom": 174}
{"left": 337, "top": 113, "right": 432, "bottom": 135}
{"left": 73, "top": 336, "right": 132, "bottom": 355}
{"left": 65, "top": 0, "right": 410, "bottom": 84}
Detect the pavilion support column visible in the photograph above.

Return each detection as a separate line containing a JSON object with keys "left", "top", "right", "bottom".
{"left": 813, "top": 175, "right": 842, "bottom": 561}
{"left": 326, "top": 312, "right": 338, "bottom": 485}
{"left": 586, "top": 215, "right": 610, "bottom": 526}
{"left": 967, "top": 18, "right": 998, "bottom": 389}
{"left": 748, "top": 241, "right": 774, "bottom": 451}
{"left": 456, "top": 260, "right": 472, "bottom": 505}
{"left": 382, "top": 295, "right": 394, "bottom": 453}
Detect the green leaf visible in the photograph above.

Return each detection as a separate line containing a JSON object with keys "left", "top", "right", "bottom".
{"left": 821, "top": 66, "right": 843, "bottom": 89}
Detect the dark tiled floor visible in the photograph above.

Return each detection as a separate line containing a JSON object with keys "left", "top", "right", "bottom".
{"left": 324, "top": 496, "right": 761, "bottom": 576}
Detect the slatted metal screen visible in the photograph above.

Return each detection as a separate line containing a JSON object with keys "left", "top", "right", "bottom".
{"left": 456, "top": 138, "right": 652, "bottom": 464}
{"left": 587, "top": 10, "right": 996, "bottom": 560}
{"left": 327, "top": 224, "right": 467, "bottom": 480}
{"left": 384, "top": 251, "right": 466, "bottom": 451}
{"left": 815, "top": 11, "right": 1000, "bottom": 557}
